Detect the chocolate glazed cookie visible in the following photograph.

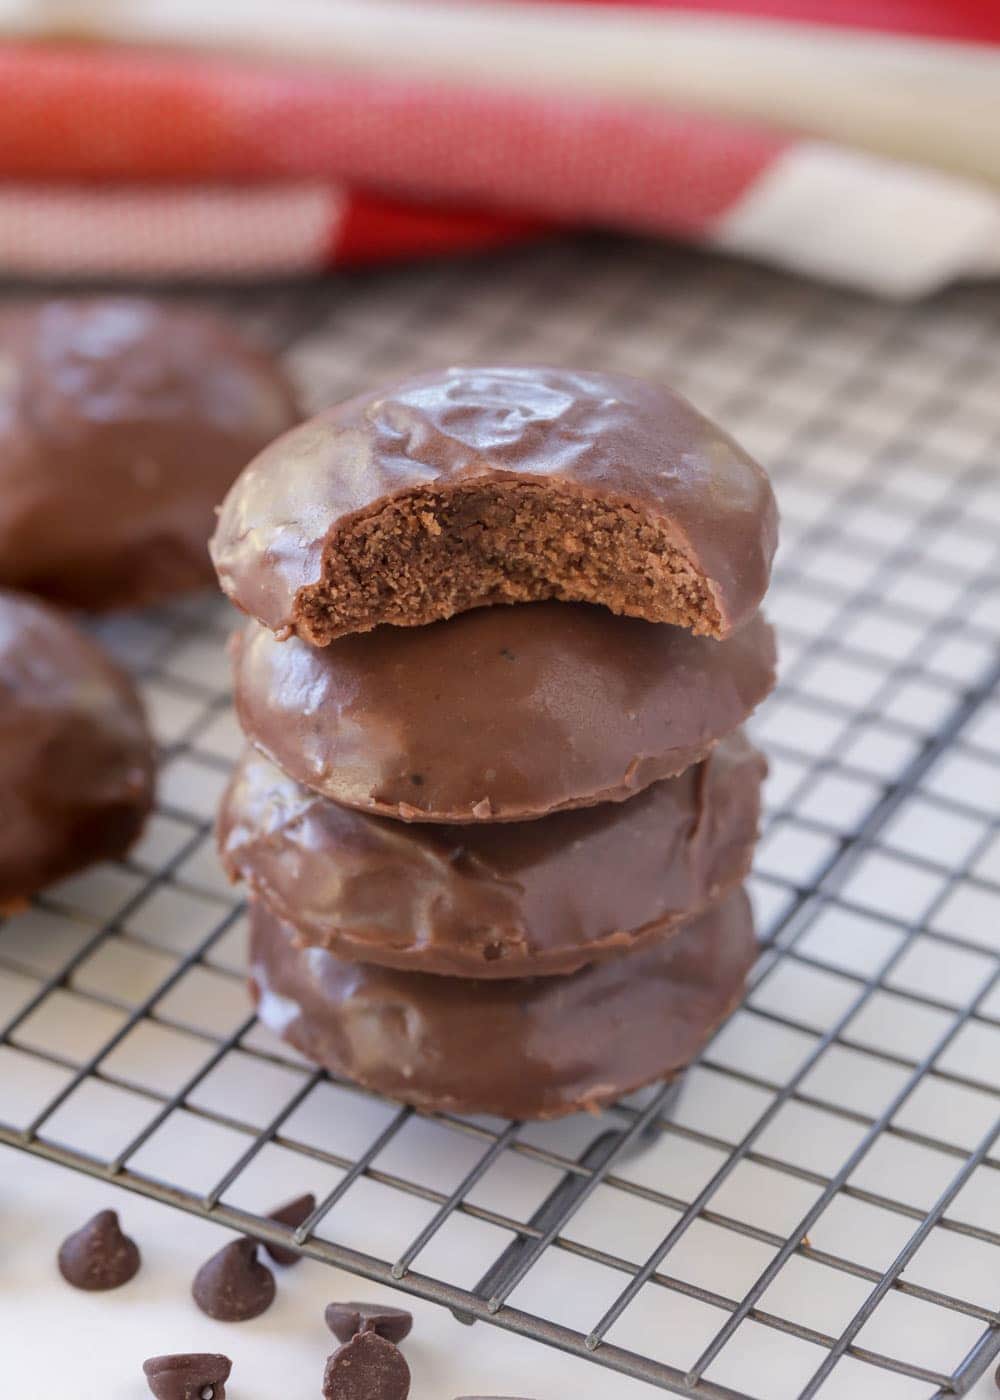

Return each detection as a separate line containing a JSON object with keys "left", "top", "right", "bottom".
{"left": 250, "top": 889, "right": 757, "bottom": 1120}
{"left": 219, "top": 734, "right": 764, "bottom": 978}
{"left": 211, "top": 365, "right": 777, "bottom": 643}
{"left": 0, "top": 298, "right": 298, "bottom": 610}
{"left": 233, "top": 604, "right": 775, "bottom": 822}
{"left": 0, "top": 591, "right": 154, "bottom": 907}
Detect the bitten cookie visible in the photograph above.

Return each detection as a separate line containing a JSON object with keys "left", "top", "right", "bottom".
{"left": 0, "top": 592, "right": 154, "bottom": 906}
{"left": 0, "top": 298, "right": 298, "bottom": 610}
{"left": 219, "top": 734, "right": 764, "bottom": 978}
{"left": 211, "top": 365, "right": 777, "bottom": 643}
{"left": 250, "top": 889, "right": 757, "bottom": 1119}
{"left": 233, "top": 604, "right": 775, "bottom": 822}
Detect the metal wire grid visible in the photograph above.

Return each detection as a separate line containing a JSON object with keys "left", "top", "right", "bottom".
{"left": 0, "top": 243, "right": 999, "bottom": 1399}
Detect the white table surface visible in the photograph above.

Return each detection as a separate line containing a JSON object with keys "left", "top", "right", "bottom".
{"left": 3, "top": 1143, "right": 663, "bottom": 1400}
{"left": 5, "top": 1132, "right": 999, "bottom": 1400}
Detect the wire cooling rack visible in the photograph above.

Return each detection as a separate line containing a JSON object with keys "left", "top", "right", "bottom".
{"left": 1, "top": 242, "right": 999, "bottom": 1400}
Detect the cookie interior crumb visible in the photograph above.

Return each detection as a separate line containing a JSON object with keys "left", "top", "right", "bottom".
{"left": 295, "top": 480, "right": 722, "bottom": 643}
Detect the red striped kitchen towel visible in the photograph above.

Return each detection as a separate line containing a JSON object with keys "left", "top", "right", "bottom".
{"left": 1, "top": 0, "right": 998, "bottom": 296}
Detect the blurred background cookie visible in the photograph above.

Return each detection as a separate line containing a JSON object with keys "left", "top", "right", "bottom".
{"left": 0, "top": 590, "right": 154, "bottom": 906}
{"left": 0, "top": 298, "right": 298, "bottom": 611}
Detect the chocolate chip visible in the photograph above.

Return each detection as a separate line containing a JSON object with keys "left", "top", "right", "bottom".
{"left": 324, "top": 1300, "right": 413, "bottom": 1344}
{"left": 322, "top": 1329, "right": 410, "bottom": 1400}
{"left": 142, "top": 1353, "right": 232, "bottom": 1400}
{"left": 57, "top": 1209, "right": 140, "bottom": 1290}
{"left": 408, "top": 773, "right": 424, "bottom": 786}
{"left": 257, "top": 1191, "right": 316, "bottom": 1266}
{"left": 191, "top": 1238, "right": 275, "bottom": 1321}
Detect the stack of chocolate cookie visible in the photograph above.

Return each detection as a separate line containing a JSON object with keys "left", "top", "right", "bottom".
{"left": 211, "top": 366, "right": 777, "bottom": 1120}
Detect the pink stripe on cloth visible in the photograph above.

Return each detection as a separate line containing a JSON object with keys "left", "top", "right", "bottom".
{"left": 0, "top": 185, "right": 340, "bottom": 278}
{"left": 0, "top": 184, "right": 549, "bottom": 279}
{"left": 0, "top": 157, "right": 995, "bottom": 295}
{"left": 328, "top": 82, "right": 783, "bottom": 236}
{"left": 0, "top": 46, "right": 786, "bottom": 236}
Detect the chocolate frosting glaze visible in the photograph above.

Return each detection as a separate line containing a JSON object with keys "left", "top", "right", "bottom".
{"left": 219, "top": 735, "right": 764, "bottom": 978}
{"left": 210, "top": 365, "right": 777, "bottom": 640}
{"left": 233, "top": 604, "right": 775, "bottom": 822}
{"left": 0, "top": 591, "right": 154, "bottom": 906}
{"left": 0, "top": 298, "right": 298, "bottom": 610}
{"left": 250, "top": 890, "right": 757, "bottom": 1119}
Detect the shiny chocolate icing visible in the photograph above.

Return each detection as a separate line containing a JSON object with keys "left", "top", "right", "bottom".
{"left": 0, "top": 590, "right": 154, "bottom": 904}
{"left": 211, "top": 365, "right": 776, "bottom": 639}
{"left": 219, "top": 734, "right": 764, "bottom": 978}
{"left": 0, "top": 298, "right": 298, "bottom": 610}
{"left": 233, "top": 604, "right": 775, "bottom": 822}
{"left": 249, "top": 889, "right": 757, "bottom": 1119}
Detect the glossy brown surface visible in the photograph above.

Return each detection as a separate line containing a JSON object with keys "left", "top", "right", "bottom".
{"left": 250, "top": 890, "right": 757, "bottom": 1120}
{"left": 322, "top": 1330, "right": 411, "bottom": 1400}
{"left": 0, "top": 298, "right": 298, "bottom": 610}
{"left": 233, "top": 604, "right": 775, "bottom": 822}
{"left": 57, "top": 1209, "right": 141, "bottom": 1291}
{"left": 220, "top": 735, "right": 763, "bottom": 978}
{"left": 0, "top": 591, "right": 154, "bottom": 906}
{"left": 257, "top": 1192, "right": 316, "bottom": 1267}
{"left": 142, "top": 1354, "right": 232, "bottom": 1400}
{"left": 191, "top": 1239, "right": 275, "bottom": 1323}
{"left": 211, "top": 365, "right": 776, "bottom": 640}
{"left": 325, "top": 1302, "right": 414, "bottom": 1345}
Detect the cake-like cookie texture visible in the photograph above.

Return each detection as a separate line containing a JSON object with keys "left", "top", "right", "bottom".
{"left": 0, "top": 591, "right": 154, "bottom": 907}
{"left": 0, "top": 298, "right": 298, "bottom": 610}
{"left": 219, "top": 734, "right": 764, "bottom": 978}
{"left": 211, "top": 365, "right": 777, "bottom": 643}
{"left": 250, "top": 889, "right": 757, "bottom": 1119}
{"left": 233, "top": 604, "right": 775, "bottom": 823}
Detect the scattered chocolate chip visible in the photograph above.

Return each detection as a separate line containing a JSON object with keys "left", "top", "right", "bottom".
{"left": 324, "top": 1300, "right": 413, "bottom": 1345}
{"left": 322, "top": 1329, "right": 410, "bottom": 1400}
{"left": 408, "top": 773, "right": 424, "bottom": 786}
{"left": 57, "top": 1209, "right": 140, "bottom": 1290}
{"left": 142, "top": 1353, "right": 232, "bottom": 1400}
{"left": 191, "top": 1238, "right": 275, "bottom": 1322}
{"left": 257, "top": 1191, "right": 316, "bottom": 1267}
